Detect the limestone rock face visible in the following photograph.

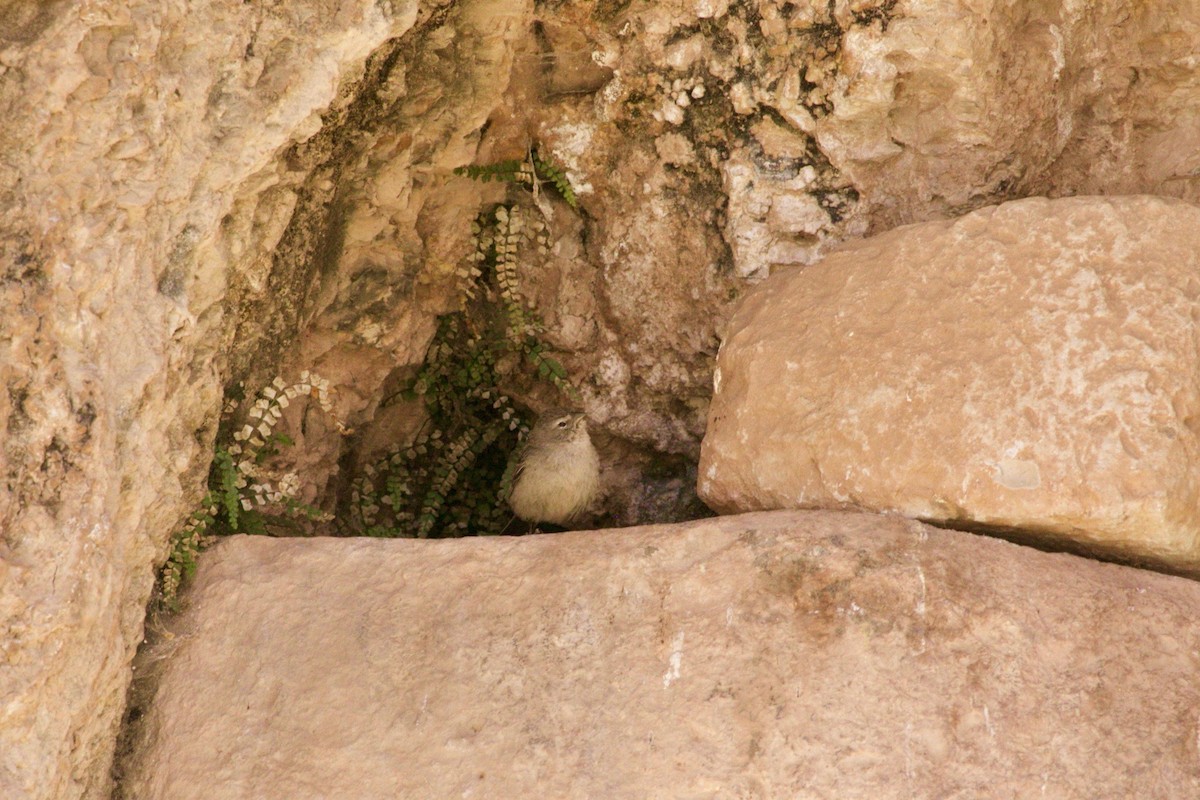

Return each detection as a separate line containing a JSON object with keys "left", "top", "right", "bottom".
{"left": 0, "top": 3, "right": 417, "bottom": 798}
{"left": 699, "top": 196, "right": 1200, "bottom": 574}
{"left": 500, "top": 0, "right": 1200, "bottom": 514}
{"left": 8, "top": 1, "right": 1200, "bottom": 796}
{"left": 798, "top": 0, "right": 1200, "bottom": 229}
{"left": 119, "top": 511, "right": 1200, "bottom": 799}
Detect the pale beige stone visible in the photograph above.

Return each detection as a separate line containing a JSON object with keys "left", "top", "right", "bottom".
{"left": 700, "top": 195, "right": 1200, "bottom": 574}
{"left": 10, "top": 2, "right": 1200, "bottom": 795}
{"left": 0, "top": 3, "right": 425, "bottom": 798}
{"left": 801, "top": 0, "right": 1200, "bottom": 228}
{"left": 120, "top": 511, "right": 1200, "bottom": 799}
{"left": 467, "top": 0, "right": 1200, "bottom": 519}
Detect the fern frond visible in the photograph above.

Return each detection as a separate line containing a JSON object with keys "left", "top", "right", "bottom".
{"left": 454, "top": 159, "right": 525, "bottom": 184}
{"left": 532, "top": 151, "right": 578, "bottom": 209}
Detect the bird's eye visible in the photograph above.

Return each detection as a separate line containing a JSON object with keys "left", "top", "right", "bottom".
{"left": 555, "top": 418, "right": 569, "bottom": 428}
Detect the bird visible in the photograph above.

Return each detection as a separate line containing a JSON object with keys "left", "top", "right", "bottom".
{"left": 506, "top": 408, "right": 600, "bottom": 529}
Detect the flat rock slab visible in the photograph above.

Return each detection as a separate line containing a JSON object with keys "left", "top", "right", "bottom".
{"left": 121, "top": 511, "right": 1200, "bottom": 799}
{"left": 699, "top": 195, "right": 1200, "bottom": 574}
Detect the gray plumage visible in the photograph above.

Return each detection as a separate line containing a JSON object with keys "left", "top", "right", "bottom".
{"left": 507, "top": 408, "right": 600, "bottom": 526}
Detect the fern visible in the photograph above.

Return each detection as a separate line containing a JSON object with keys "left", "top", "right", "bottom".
{"left": 163, "top": 146, "right": 587, "bottom": 600}
{"left": 453, "top": 159, "right": 526, "bottom": 184}
{"left": 346, "top": 149, "right": 585, "bottom": 539}
{"left": 457, "top": 146, "right": 579, "bottom": 209}
{"left": 213, "top": 447, "right": 240, "bottom": 530}
{"left": 159, "top": 498, "right": 216, "bottom": 612}
{"left": 526, "top": 341, "right": 579, "bottom": 402}
{"left": 532, "top": 150, "right": 578, "bottom": 209}
{"left": 157, "top": 372, "right": 344, "bottom": 609}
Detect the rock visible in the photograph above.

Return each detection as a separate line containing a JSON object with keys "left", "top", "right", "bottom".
{"left": 118, "top": 511, "right": 1200, "bottom": 798}
{"left": 699, "top": 196, "right": 1200, "bottom": 575}
{"left": 0, "top": 3, "right": 418, "bottom": 798}
{"left": 799, "top": 0, "right": 1200, "bottom": 229}
{"left": 8, "top": 1, "right": 1200, "bottom": 795}
{"left": 517, "top": 0, "right": 1200, "bottom": 502}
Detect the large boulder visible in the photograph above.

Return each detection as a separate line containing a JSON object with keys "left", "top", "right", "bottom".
{"left": 118, "top": 511, "right": 1200, "bottom": 798}
{"left": 699, "top": 196, "right": 1200, "bottom": 574}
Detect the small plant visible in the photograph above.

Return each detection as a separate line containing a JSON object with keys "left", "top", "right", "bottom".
{"left": 453, "top": 158, "right": 525, "bottom": 185}
{"left": 158, "top": 372, "right": 345, "bottom": 609}
{"left": 530, "top": 150, "right": 577, "bottom": 210}
{"left": 157, "top": 147, "right": 585, "bottom": 609}
{"left": 346, "top": 147, "right": 581, "bottom": 538}
{"left": 454, "top": 147, "right": 578, "bottom": 210}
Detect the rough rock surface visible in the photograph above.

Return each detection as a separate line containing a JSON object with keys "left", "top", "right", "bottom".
{"left": 119, "top": 510, "right": 1200, "bottom": 799}
{"left": 0, "top": 3, "right": 420, "bottom": 798}
{"left": 794, "top": 0, "right": 1200, "bottom": 229}
{"left": 6, "top": 0, "right": 1200, "bottom": 796}
{"left": 699, "top": 196, "right": 1200, "bottom": 574}
{"left": 465, "top": 0, "right": 1200, "bottom": 518}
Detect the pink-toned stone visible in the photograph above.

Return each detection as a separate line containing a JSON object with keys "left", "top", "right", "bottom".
{"left": 119, "top": 511, "right": 1200, "bottom": 798}
{"left": 699, "top": 196, "right": 1200, "bottom": 574}
{"left": 798, "top": 0, "right": 1200, "bottom": 229}
{"left": 10, "top": 1, "right": 1200, "bottom": 795}
{"left": 0, "top": 3, "right": 420, "bottom": 797}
